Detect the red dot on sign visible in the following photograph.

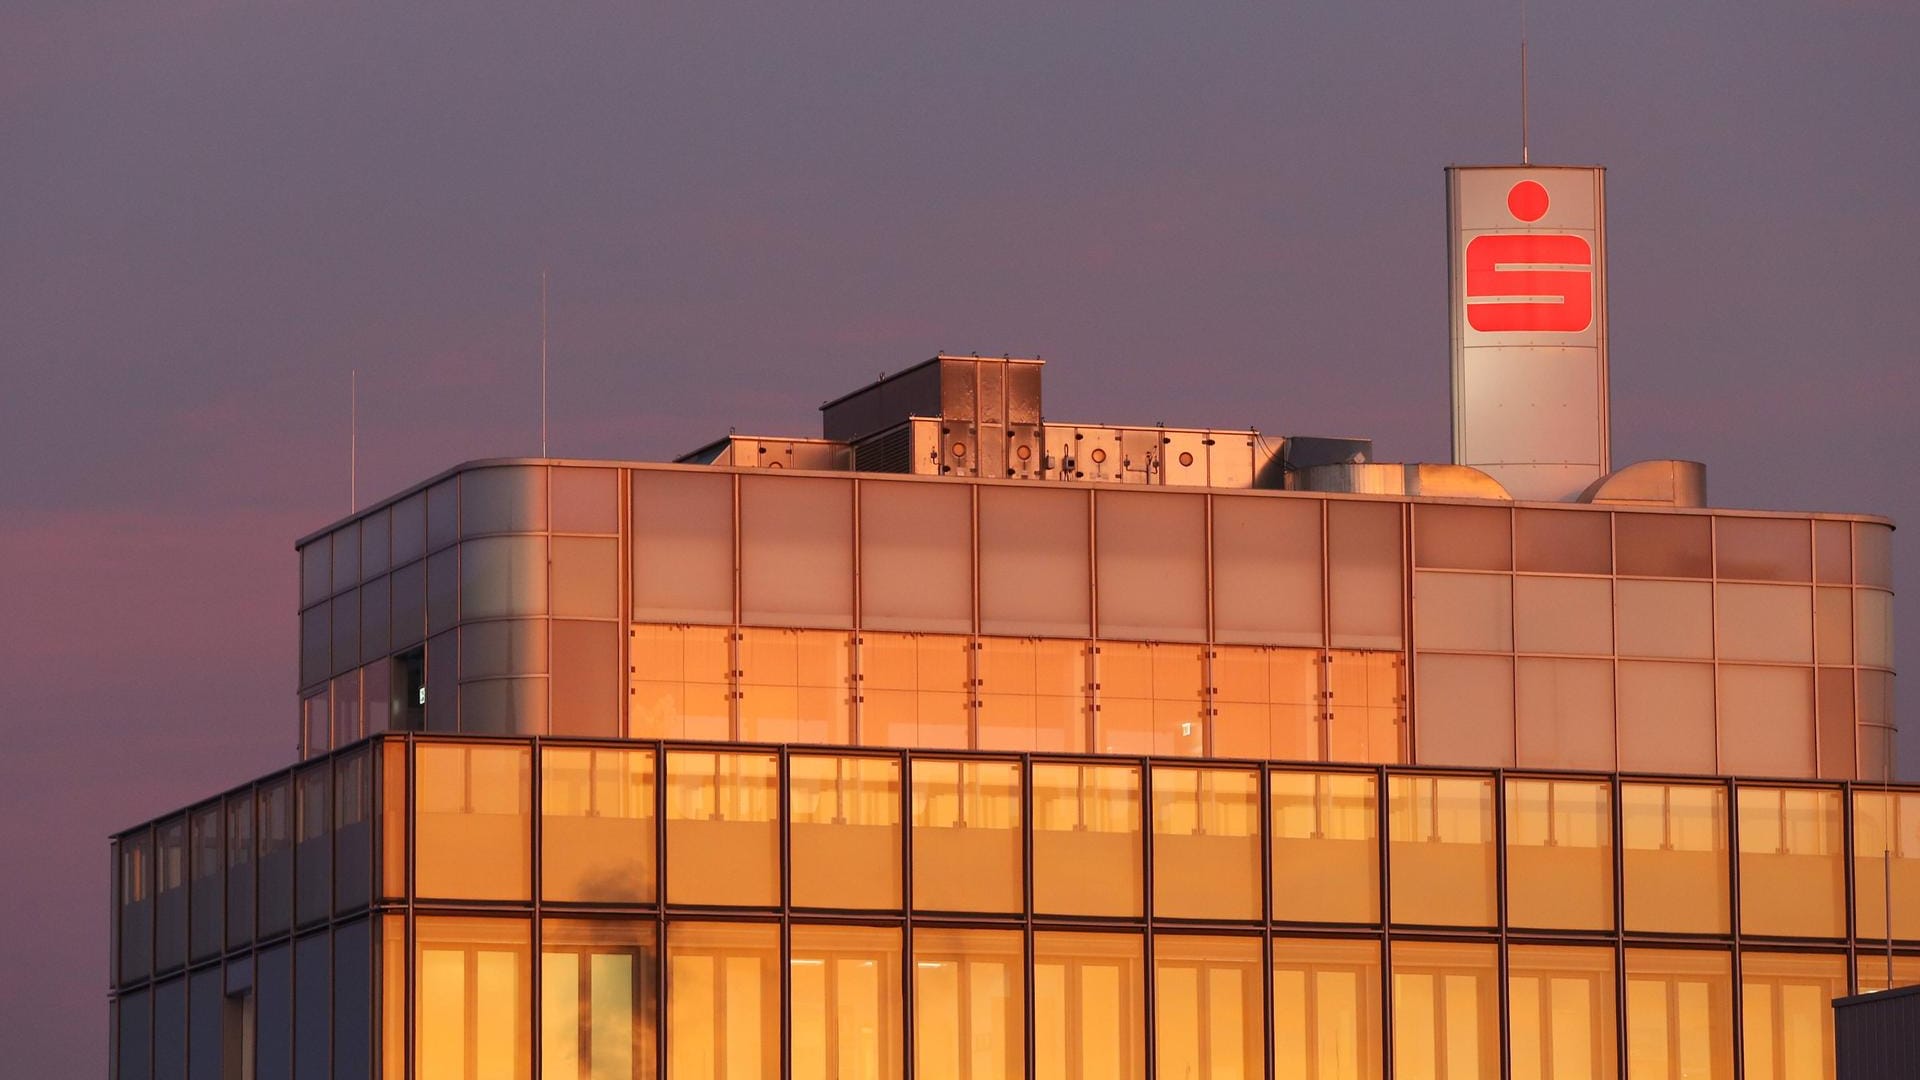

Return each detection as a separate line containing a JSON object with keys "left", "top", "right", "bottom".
{"left": 1507, "top": 179, "right": 1550, "bottom": 222}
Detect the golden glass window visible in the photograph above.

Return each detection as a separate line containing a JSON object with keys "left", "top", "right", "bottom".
{"left": 1391, "top": 941, "right": 1499, "bottom": 1080}
{"left": 1624, "top": 948, "right": 1734, "bottom": 1080}
{"left": 789, "top": 925, "right": 904, "bottom": 1080}
{"left": 629, "top": 624, "right": 733, "bottom": 741}
{"left": 1504, "top": 779, "right": 1613, "bottom": 931}
{"left": 380, "top": 741, "right": 406, "bottom": 902}
{"left": 1154, "top": 935, "right": 1264, "bottom": 1080}
{"left": 911, "top": 759, "right": 1023, "bottom": 913}
{"left": 1326, "top": 651, "right": 1403, "bottom": 765}
{"left": 666, "top": 922, "right": 779, "bottom": 1080}
{"left": 1271, "top": 770, "right": 1379, "bottom": 924}
{"left": 1031, "top": 763, "right": 1142, "bottom": 918}
{"left": 913, "top": 929, "right": 1024, "bottom": 1080}
{"left": 789, "top": 755, "right": 901, "bottom": 910}
{"left": 1093, "top": 641, "right": 1205, "bottom": 757}
{"left": 1737, "top": 785, "right": 1845, "bottom": 938}
{"left": 1853, "top": 790, "right": 1920, "bottom": 940}
{"left": 1387, "top": 775, "right": 1496, "bottom": 927}
{"left": 1210, "top": 646, "right": 1321, "bottom": 762}
{"left": 975, "top": 638, "right": 1087, "bottom": 753}
{"left": 541, "top": 747, "right": 655, "bottom": 904}
{"left": 1033, "top": 932, "right": 1145, "bottom": 1080}
{"left": 1856, "top": 952, "right": 1920, "bottom": 994}
{"left": 1740, "top": 951, "right": 1845, "bottom": 1080}
{"left": 415, "top": 743, "right": 531, "bottom": 901}
{"left": 542, "top": 919, "right": 657, "bottom": 1080}
{"left": 416, "top": 917, "right": 532, "bottom": 1080}
{"left": 381, "top": 917, "right": 406, "bottom": 1080}
{"left": 1152, "top": 767, "right": 1260, "bottom": 921}
{"left": 665, "top": 752, "right": 779, "bottom": 907}
{"left": 858, "top": 633, "right": 970, "bottom": 749}
{"left": 1506, "top": 945, "right": 1617, "bottom": 1080}
{"left": 1620, "top": 782, "right": 1730, "bottom": 934}
{"left": 1271, "top": 937, "right": 1382, "bottom": 1080}
{"left": 737, "top": 628, "right": 852, "bottom": 745}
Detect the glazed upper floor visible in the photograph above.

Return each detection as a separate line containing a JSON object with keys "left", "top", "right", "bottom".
{"left": 294, "top": 460, "right": 1896, "bottom": 780}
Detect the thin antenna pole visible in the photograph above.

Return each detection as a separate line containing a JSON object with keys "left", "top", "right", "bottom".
{"left": 1520, "top": 0, "right": 1531, "bottom": 165}
{"left": 540, "top": 269, "right": 549, "bottom": 457}
{"left": 350, "top": 369, "right": 357, "bottom": 512}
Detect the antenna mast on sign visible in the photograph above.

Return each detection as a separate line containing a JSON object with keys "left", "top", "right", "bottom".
{"left": 1520, "top": 0, "right": 1531, "bottom": 165}
{"left": 540, "top": 269, "right": 549, "bottom": 457}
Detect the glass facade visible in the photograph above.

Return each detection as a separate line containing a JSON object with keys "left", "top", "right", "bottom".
{"left": 113, "top": 734, "right": 1920, "bottom": 1079}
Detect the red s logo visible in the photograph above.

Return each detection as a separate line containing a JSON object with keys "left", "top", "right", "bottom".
{"left": 1463, "top": 180, "right": 1593, "bottom": 334}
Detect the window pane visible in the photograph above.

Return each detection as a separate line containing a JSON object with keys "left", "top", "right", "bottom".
{"left": 1273, "top": 937, "right": 1382, "bottom": 1080}
{"left": 1327, "top": 501, "right": 1403, "bottom": 650}
{"left": 1513, "top": 576, "right": 1610, "bottom": 655}
{"left": 225, "top": 795, "right": 254, "bottom": 950}
{"left": 552, "top": 536, "right": 618, "bottom": 619}
{"left": 1855, "top": 953, "right": 1920, "bottom": 994}
{"left": 976, "top": 638, "right": 1088, "bottom": 753}
{"left": 331, "top": 920, "right": 372, "bottom": 1080}
{"left": 1857, "top": 588, "right": 1894, "bottom": 669}
{"left": 360, "top": 576, "right": 391, "bottom": 664}
{"left": 913, "top": 929, "right": 1024, "bottom": 1080}
{"left": 632, "top": 470, "right": 734, "bottom": 625}
{"left": 739, "top": 474, "right": 853, "bottom": 628}
{"left": 1414, "top": 504, "right": 1510, "bottom": 571}
{"left": 911, "top": 759, "right": 1023, "bottom": 913}
{"left": 118, "top": 830, "right": 154, "bottom": 985}
{"left": 1515, "top": 657, "right": 1615, "bottom": 771}
{"left": 331, "top": 592, "right": 360, "bottom": 678}
{"left": 258, "top": 945, "right": 292, "bottom": 1080}
{"left": 302, "top": 534, "right": 332, "bottom": 608}
{"left": 416, "top": 917, "right": 532, "bottom": 1080}
{"left": 858, "top": 480, "right": 972, "bottom": 634}
{"left": 1738, "top": 785, "right": 1845, "bottom": 938}
{"left": 1212, "top": 495, "right": 1324, "bottom": 647}
{"left": 1621, "top": 783, "right": 1730, "bottom": 934}
{"left": 1505, "top": 779, "right": 1612, "bottom": 930}
{"left": 1413, "top": 654, "right": 1514, "bottom": 769}
{"left": 1153, "top": 935, "right": 1263, "bottom": 1080}
{"left": 1616, "top": 579, "right": 1713, "bottom": 658}
{"left": 1210, "top": 646, "right": 1321, "bottom": 762}
{"left": 1814, "top": 520, "right": 1851, "bottom": 583}
{"left": 1816, "top": 668, "right": 1856, "bottom": 780}
{"left": 665, "top": 752, "right": 780, "bottom": 907}
{"left": 1152, "top": 767, "right": 1260, "bottom": 920}
{"left": 1095, "top": 490, "right": 1206, "bottom": 641}
{"left": 334, "top": 750, "right": 372, "bottom": 914}
{"left": 1815, "top": 587, "right": 1852, "bottom": 666}
{"left": 155, "top": 818, "right": 187, "bottom": 973}
{"left": 1032, "top": 932, "right": 1145, "bottom": 1080}
{"left": 1271, "top": 771, "right": 1379, "bottom": 924}
{"left": 294, "top": 932, "right": 329, "bottom": 1080}
{"left": 1327, "top": 651, "right": 1405, "bottom": 765}
{"left": 188, "top": 807, "right": 221, "bottom": 962}
{"left": 1717, "top": 666, "right": 1815, "bottom": 777}
{"left": 258, "top": 778, "right": 294, "bottom": 937}
{"left": 737, "top": 628, "right": 853, "bottom": 745}
{"left": 551, "top": 466, "right": 619, "bottom": 534}
{"left": 460, "top": 536, "right": 549, "bottom": 620}
{"left": 1617, "top": 661, "right": 1716, "bottom": 774}
{"left": 790, "top": 755, "right": 902, "bottom": 910}
{"left": 415, "top": 743, "right": 531, "bottom": 901}
{"left": 1716, "top": 584, "right": 1813, "bottom": 663}
{"left": 629, "top": 624, "right": 733, "bottom": 741}
{"left": 1507, "top": 945, "right": 1617, "bottom": 1080}
{"left": 1413, "top": 572, "right": 1512, "bottom": 653}
{"left": 295, "top": 767, "right": 331, "bottom": 927}
{"left": 427, "top": 478, "right": 459, "bottom": 551}
{"left": 1855, "top": 523, "right": 1892, "bottom": 587}
{"left": 667, "top": 922, "right": 779, "bottom": 1080}
{"left": 332, "top": 520, "right": 362, "bottom": 593}
{"left": 542, "top": 747, "right": 656, "bottom": 904}
{"left": 1388, "top": 775, "right": 1495, "bottom": 927}
{"left": 790, "top": 925, "right": 904, "bottom": 1080}
{"left": 542, "top": 919, "right": 658, "bottom": 1080}
{"left": 1391, "top": 941, "right": 1498, "bottom": 1080}
{"left": 188, "top": 968, "right": 220, "bottom": 1080}
{"left": 459, "top": 619, "right": 548, "bottom": 679}
{"left": 978, "top": 487, "right": 1090, "bottom": 638}
{"left": 858, "top": 632, "right": 970, "bottom": 750}
{"left": 1093, "top": 642, "right": 1205, "bottom": 757}
{"left": 1716, "top": 517, "right": 1810, "bottom": 582}
{"left": 1032, "top": 763, "right": 1142, "bottom": 918}
{"left": 1625, "top": 948, "right": 1733, "bottom": 1080}
{"left": 427, "top": 549, "right": 458, "bottom": 637}
{"left": 1515, "top": 508, "right": 1610, "bottom": 575}
{"left": 1740, "top": 951, "right": 1844, "bottom": 1080}
{"left": 551, "top": 620, "right": 619, "bottom": 738}
{"left": 393, "top": 492, "right": 427, "bottom": 565}
{"left": 1853, "top": 790, "right": 1920, "bottom": 940}
{"left": 302, "top": 601, "right": 330, "bottom": 690}
{"left": 1615, "top": 513, "right": 1712, "bottom": 578}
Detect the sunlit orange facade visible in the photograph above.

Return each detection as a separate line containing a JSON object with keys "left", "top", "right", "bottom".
{"left": 111, "top": 390, "right": 1909, "bottom": 1078}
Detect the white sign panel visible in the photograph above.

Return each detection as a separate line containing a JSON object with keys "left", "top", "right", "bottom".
{"left": 1447, "top": 165, "right": 1609, "bottom": 501}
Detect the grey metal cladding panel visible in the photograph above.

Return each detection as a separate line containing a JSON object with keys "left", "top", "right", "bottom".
{"left": 821, "top": 362, "right": 943, "bottom": 442}
{"left": 1838, "top": 988, "right": 1920, "bottom": 1080}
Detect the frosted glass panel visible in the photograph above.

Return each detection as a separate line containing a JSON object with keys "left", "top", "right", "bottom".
{"left": 1515, "top": 657, "right": 1615, "bottom": 771}
{"left": 1856, "top": 589, "right": 1893, "bottom": 668}
{"left": 461, "top": 466, "right": 547, "bottom": 536}
{"left": 1414, "top": 504, "right": 1510, "bottom": 571}
{"left": 739, "top": 475, "right": 853, "bottom": 628}
{"left": 1211, "top": 495, "right": 1324, "bottom": 647}
{"left": 1717, "top": 666, "right": 1815, "bottom": 777}
{"left": 978, "top": 487, "right": 1090, "bottom": 638}
{"left": 1515, "top": 508, "right": 1611, "bottom": 575}
{"left": 1617, "top": 662, "right": 1716, "bottom": 773}
{"left": 1715, "top": 584, "right": 1812, "bottom": 663}
{"left": 1328, "top": 501, "right": 1403, "bottom": 650}
{"left": 1856, "top": 524, "right": 1892, "bottom": 587}
{"left": 1414, "top": 654, "right": 1514, "bottom": 767}
{"left": 551, "top": 536, "right": 617, "bottom": 619}
{"left": 1095, "top": 490, "right": 1206, "bottom": 642}
{"left": 1814, "top": 520, "right": 1852, "bottom": 583}
{"left": 858, "top": 480, "right": 971, "bottom": 633}
{"left": 460, "top": 536, "right": 548, "bottom": 620}
{"left": 1413, "top": 572, "right": 1511, "bottom": 652}
{"left": 1815, "top": 587, "right": 1852, "bottom": 665}
{"left": 1715, "top": 517, "right": 1809, "bottom": 581}
{"left": 550, "top": 467, "right": 619, "bottom": 534}
{"left": 1513, "top": 576, "right": 1611, "bottom": 655}
{"left": 632, "top": 470, "right": 734, "bottom": 625}
{"left": 1615, "top": 513, "right": 1711, "bottom": 578}
{"left": 1615, "top": 579, "right": 1713, "bottom": 659}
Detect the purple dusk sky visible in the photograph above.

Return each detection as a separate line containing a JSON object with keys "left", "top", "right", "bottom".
{"left": 3, "top": 1, "right": 1917, "bottom": 1071}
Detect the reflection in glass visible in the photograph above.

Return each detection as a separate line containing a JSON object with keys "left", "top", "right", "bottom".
{"left": 1388, "top": 775, "right": 1496, "bottom": 927}
{"left": 415, "top": 743, "right": 531, "bottom": 901}
{"left": 1094, "top": 642, "right": 1205, "bottom": 756}
{"left": 1505, "top": 779, "right": 1612, "bottom": 930}
{"left": 1625, "top": 948, "right": 1734, "bottom": 1080}
{"left": 1210, "top": 646, "right": 1320, "bottom": 761}
{"left": 1507, "top": 945, "right": 1616, "bottom": 1080}
{"left": 1272, "top": 937, "right": 1382, "bottom": 1080}
{"left": 1032, "top": 764, "right": 1142, "bottom": 917}
{"left": 542, "top": 919, "right": 657, "bottom": 1080}
{"left": 1391, "top": 941, "right": 1498, "bottom": 1080}
{"left": 667, "top": 922, "right": 779, "bottom": 1080}
{"left": 629, "top": 625, "right": 733, "bottom": 741}
{"left": 858, "top": 633, "right": 970, "bottom": 749}
{"left": 665, "top": 752, "right": 779, "bottom": 907}
{"left": 1738, "top": 785, "right": 1845, "bottom": 938}
{"left": 1272, "top": 771, "right": 1379, "bottom": 924}
{"left": 1152, "top": 767, "right": 1260, "bottom": 920}
{"left": 790, "top": 925, "right": 904, "bottom": 1080}
{"left": 790, "top": 755, "right": 902, "bottom": 909}
{"left": 542, "top": 747, "right": 655, "bottom": 904}
{"left": 1033, "top": 932, "right": 1145, "bottom": 1080}
{"left": 1621, "top": 783, "right": 1730, "bottom": 934}
{"left": 1741, "top": 951, "right": 1845, "bottom": 1080}
{"left": 911, "top": 759, "right": 1022, "bottom": 913}
{"left": 975, "top": 637, "right": 1087, "bottom": 753}
{"left": 1327, "top": 651, "right": 1404, "bottom": 764}
{"left": 914, "top": 929, "right": 1024, "bottom": 1080}
{"left": 416, "top": 917, "right": 532, "bottom": 1080}
{"left": 1155, "top": 935, "right": 1264, "bottom": 1080}
{"left": 736, "top": 628, "right": 852, "bottom": 744}
{"left": 1853, "top": 790, "right": 1920, "bottom": 940}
